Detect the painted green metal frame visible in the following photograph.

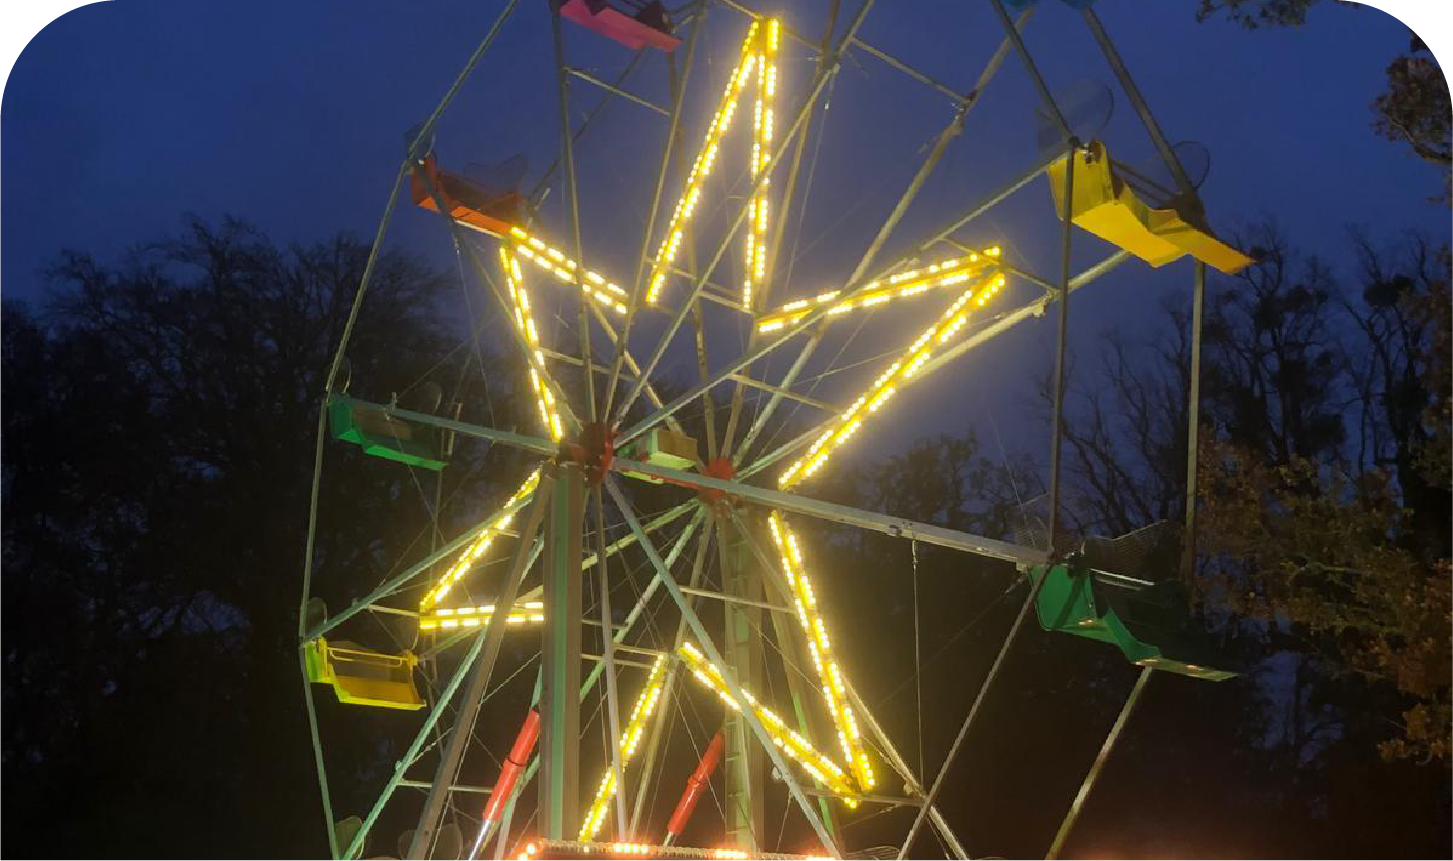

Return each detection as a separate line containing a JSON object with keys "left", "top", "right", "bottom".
{"left": 297, "top": 0, "right": 1236, "bottom": 855}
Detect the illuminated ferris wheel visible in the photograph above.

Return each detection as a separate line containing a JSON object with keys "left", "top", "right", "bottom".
{"left": 297, "top": 0, "right": 1252, "bottom": 858}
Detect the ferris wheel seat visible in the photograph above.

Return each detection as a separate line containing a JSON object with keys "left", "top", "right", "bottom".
{"left": 1029, "top": 563, "right": 1238, "bottom": 681}
{"left": 328, "top": 395, "right": 446, "bottom": 471}
{"left": 304, "top": 638, "right": 425, "bottom": 710}
{"left": 1049, "top": 140, "right": 1252, "bottom": 275}
{"left": 559, "top": 0, "right": 681, "bottom": 52}
{"left": 411, "top": 154, "right": 521, "bottom": 238}
{"left": 619, "top": 427, "right": 699, "bottom": 484}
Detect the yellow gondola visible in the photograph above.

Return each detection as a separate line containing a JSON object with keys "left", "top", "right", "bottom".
{"left": 304, "top": 637, "right": 424, "bottom": 710}
{"left": 1050, "top": 140, "right": 1253, "bottom": 274}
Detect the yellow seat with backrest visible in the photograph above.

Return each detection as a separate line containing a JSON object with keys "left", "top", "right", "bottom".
{"left": 1049, "top": 140, "right": 1252, "bottom": 275}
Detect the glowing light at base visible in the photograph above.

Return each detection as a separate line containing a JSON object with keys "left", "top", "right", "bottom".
{"left": 647, "top": 19, "right": 780, "bottom": 307}
{"left": 499, "top": 247, "right": 566, "bottom": 442}
{"left": 778, "top": 271, "right": 1009, "bottom": 489}
{"left": 508, "top": 226, "right": 629, "bottom": 314}
{"left": 755, "top": 248, "right": 1002, "bottom": 332}
{"left": 418, "top": 601, "right": 545, "bottom": 632}
{"left": 420, "top": 468, "right": 542, "bottom": 609}
{"left": 677, "top": 642, "right": 857, "bottom": 806}
{"left": 512, "top": 839, "right": 828, "bottom": 860}
{"left": 579, "top": 655, "right": 670, "bottom": 841}
{"left": 767, "top": 511, "right": 873, "bottom": 791}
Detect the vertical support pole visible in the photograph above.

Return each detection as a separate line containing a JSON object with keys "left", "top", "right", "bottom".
{"left": 548, "top": 0, "right": 596, "bottom": 418}
{"left": 1181, "top": 262, "right": 1206, "bottom": 582}
{"left": 1046, "top": 145, "right": 1076, "bottom": 552}
{"left": 593, "top": 487, "right": 630, "bottom": 838}
{"left": 540, "top": 465, "right": 585, "bottom": 839}
{"left": 718, "top": 513, "right": 765, "bottom": 852}
{"left": 1045, "top": 666, "right": 1154, "bottom": 859}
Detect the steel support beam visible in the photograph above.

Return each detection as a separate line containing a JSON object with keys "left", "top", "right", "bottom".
{"left": 606, "top": 6, "right": 707, "bottom": 417}
{"left": 915, "top": 250, "right": 1130, "bottom": 380}
{"left": 567, "top": 66, "right": 669, "bottom": 115}
{"left": 407, "top": 473, "right": 555, "bottom": 858}
{"left": 718, "top": 513, "right": 766, "bottom": 851}
{"left": 343, "top": 630, "right": 492, "bottom": 859}
{"left": 1046, "top": 147, "right": 1075, "bottom": 551}
{"left": 330, "top": 398, "right": 1046, "bottom": 568}
{"left": 1081, "top": 8, "right": 1196, "bottom": 199}
{"left": 726, "top": 509, "right": 841, "bottom": 842}
{"left": 616, "top": 456, "right": 1047, "bottom": 566}
{"left": 604, "top": 478, "right": 842, "bottom": 857}
{"left": 1181, "top": 262, "right": 1206, "bottom": 582}
{"left": 592, "top": 487, "right": 630, "bottom": 838}
{"left": 1045, "top": 667, "right": 1154, "bottom": 859}
{"left": 629, "top": 517, "right": 716, "bottom": 835}
{"left": 540, "top": 466, "right": 585, "bottom": 839}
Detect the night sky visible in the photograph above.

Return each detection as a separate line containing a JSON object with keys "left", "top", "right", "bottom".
{"left": 3, "top": 0, "right": 1445, "bottom": 469}
{"left": 3, "top": 2, "right": 1449, "bottom": 857}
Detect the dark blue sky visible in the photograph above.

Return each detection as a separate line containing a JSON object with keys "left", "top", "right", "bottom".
{"left": 4, "top": 0, "right": 1446, "bottom": 468}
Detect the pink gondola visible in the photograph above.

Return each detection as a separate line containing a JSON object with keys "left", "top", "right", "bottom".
{"left": 559, "top": 0, "right": 680, "bottom": 52}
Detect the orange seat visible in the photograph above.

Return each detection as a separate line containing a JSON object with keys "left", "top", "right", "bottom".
{"left": 411, "top": 154, "right": 521, "bottom": 238}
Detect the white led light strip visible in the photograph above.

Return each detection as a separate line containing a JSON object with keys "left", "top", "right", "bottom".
{"left": 677, "top": 642, "right": 857, "bottom": 806}
{"left": 778, "top": 271, "right": 1008, "bottom": 489}
{"left": 767, "top": 511, "right": 874, "bottom": 791}
{"left": 420, "top": 468, "right": 542, "bottom": 610}
{"left": 579, "top": 655, "right": 670, "bottom": 840}
{"left": 646, "top": 19, "right": 782, "bottom": 308}
{"left": 756, "top": 249, "right": 1002, "bottom": 332}
{"left": 508, "top": 226, "right": 629, "bottom": 314}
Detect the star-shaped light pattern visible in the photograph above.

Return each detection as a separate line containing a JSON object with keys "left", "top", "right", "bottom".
{"left": 407, "top": 13, "right": 1017, "bottom": 820}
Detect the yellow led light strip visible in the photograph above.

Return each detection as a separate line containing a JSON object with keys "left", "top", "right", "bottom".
{"left": 742, "top": 19, "right": 780, "bottom": 310}
{"left": 677, "top": 642, "right": 858, "bottom": 806}
{"left": 778, "top": 271, "right": 1009, "bottom": 489}
{"left": 645, "top": 19, "right": 768, "bottom": 306}
{"left": 418, "top": 601, "right": 545, "bottom": 632}
{"left": 420, "top": 468, "right": 542, "bottom": 609}
{"left": 507, "top": 226, "right": 629, "bottom": 314}
{"left": 499, "top": 246, "right": 566, "bottom": 443}
{"left": 766, "top": 511, "right": 873, "bottom": 791}
{"left": 579, "top": 655, "right": 670, "bottom": 840}
{"left": 756, "top": 249, "right": 1002, "bottom": 332}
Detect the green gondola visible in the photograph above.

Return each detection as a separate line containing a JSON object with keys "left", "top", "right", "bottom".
{"left": 327, "top": 394, "right": 445, "bottom": 471}
{"left": 1027, "top": 562, "right": 1237, "bottom": 681}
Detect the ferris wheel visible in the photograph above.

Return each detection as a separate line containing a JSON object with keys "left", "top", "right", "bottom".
{"left": 297, "top": 0, "right": 1252, "bottom": 858}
